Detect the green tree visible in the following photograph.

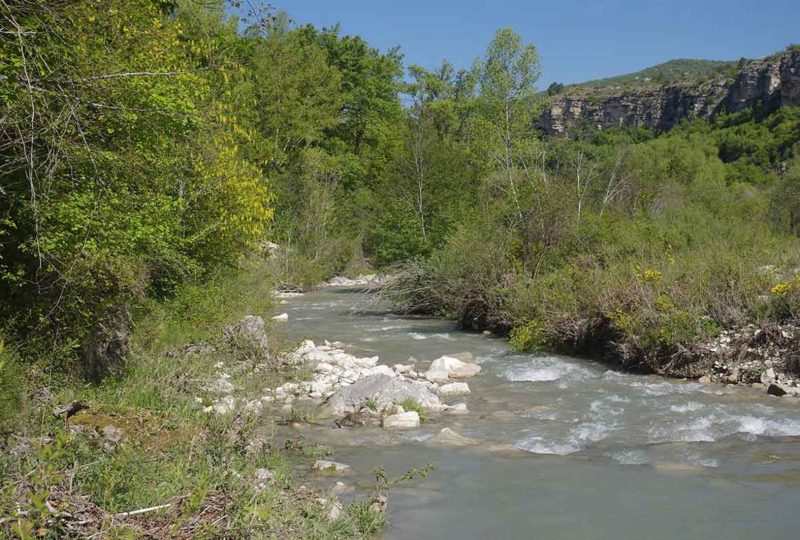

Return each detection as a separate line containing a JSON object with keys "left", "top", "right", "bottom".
{"left": 475, "top": 28, "right": 542, "bottom": 220}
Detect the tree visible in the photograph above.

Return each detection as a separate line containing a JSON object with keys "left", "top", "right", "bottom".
{"left": 475, "top": 28, "right": 542, "bottom": 220}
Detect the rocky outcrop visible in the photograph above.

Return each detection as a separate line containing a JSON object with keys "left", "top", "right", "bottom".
{"left": 540, "top": 51, "right": 800, "bottom": 136}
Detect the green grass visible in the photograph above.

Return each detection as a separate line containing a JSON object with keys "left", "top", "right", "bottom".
{"left": 395, "top": 398, "right": 428, "bottom": 421}
{"left": 0, "top": 257, "right": 380, "bottom": 539}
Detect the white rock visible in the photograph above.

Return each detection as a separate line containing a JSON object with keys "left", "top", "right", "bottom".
{"left": 366, "top": 364, "right": 395, "bottom": 378}
{"left": 425, "top": 356, "right": 481, "bottom": 381}
{"left": 274, "top": 291, "right": 303, "bottom": 298}
{"left": 314, "top": 362, "right": 336, "bottom": 373}
{"left": 253, "top": 468, "right": 275, "bottom": 492}
{"left": 447, "top": 403, "right": 469, "bottom": 414}
{"left": 330, "top": 481, "right": 353, "bottom": 495}
{"left": 205, "top": 377, "right": 235, "bottom": 394}
{"left": 382, "top": 411, "right": 420, "bottom": 430}
{"left": 271, "top": 313, "right": 289, "bottom": 322}
{"left": 204, "top": 395, "right": 236, "bottom": 415}
{"left": 313, "top": 460, "right": 351, "bottom": 472}
{"left": 327, "top": 499, "right": 343, "bottom": 521}
{"left": 428, "top": 427, "right": 479, "bottom": 447}
{"left": 438, "top": 382, "right": 471, "bottom": 396}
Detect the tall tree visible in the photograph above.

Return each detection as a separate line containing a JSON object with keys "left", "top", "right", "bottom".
{"left": 476, "top": 28, "right": 542, "bottom": 220}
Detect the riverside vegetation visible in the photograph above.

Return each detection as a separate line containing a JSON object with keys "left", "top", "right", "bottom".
{"left": 2, "top": 0, "right": 800, "bottom": 537}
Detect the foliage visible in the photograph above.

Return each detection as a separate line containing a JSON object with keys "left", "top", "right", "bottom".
{"left": 568, "top": 58, "right": 738, "bottom": 93}
{"left": 0, "top": 0, "right": 273, "bottom": 376}
{"left": 395, "top": 398, "right": 427, "bottom": 421}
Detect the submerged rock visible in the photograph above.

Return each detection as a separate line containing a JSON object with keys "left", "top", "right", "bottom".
{"left": 428, "top": 427, "right": 479, "bottom": 447}
{"left": 382, "top": 411, "right": 421, "bottom": 430}
{"left": 447, "top": 351, "right": 476, "bottom": 362}
{"left": 447, "top": 403, "right": 469, "bottom": 415}
{"left": 313, "top": 460, "right": 351, "bottom": 473}
{"left": 438, "top": 382, "right": 471, "bottom": 396}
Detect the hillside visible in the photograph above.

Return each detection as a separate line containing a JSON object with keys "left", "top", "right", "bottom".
{"left": 564, "top": 58, "right": 739, "bottom": 93}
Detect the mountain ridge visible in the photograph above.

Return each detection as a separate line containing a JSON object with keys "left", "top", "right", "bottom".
{"left": 540, "top": 48, "right": 800, "bottom": 135}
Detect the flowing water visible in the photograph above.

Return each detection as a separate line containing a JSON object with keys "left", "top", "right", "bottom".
{"left": 278, "top": 288, "right": 800, "bottom": 539}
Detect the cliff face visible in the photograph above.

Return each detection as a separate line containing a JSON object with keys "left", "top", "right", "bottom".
{"left": 540, "top": 51, "right": 800, "bottom": 136}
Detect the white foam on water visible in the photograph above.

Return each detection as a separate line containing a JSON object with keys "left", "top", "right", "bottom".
{"left": 589, "top": 396, "right": 627, "bottom": 417}
{"left": 629, "top": 380, "right": 705, "bottom": 396}
{"left": 670, "top": 401, "right": 705, "bottom": 413}
{"left": 648, "top": 415, "right": 716, "bottom": 443}
{"left": 686, "top": 454, "right": 719, "bottom": 468}
{"left": 609, "top": 449, "right": 649, "bottom": 465}
{"left": 516, "top": 419, "right": 618, "bottom": 455}
{"left": 408, "top": 332, "right": 428, "bottom": 340}
{"left": 732, "top": 415, "right": 800, "bottom": 437}
{"left": 647, "top": 410, "right": 800, "bottom": 445}
{"left": 508, "top": 367, "right": 562, "bottom": 382}
{"left": 503, "top": 356, "right": 595, "bottom": 383}
{"left": 516, "top": 436, "right": 582, "bottom": 455}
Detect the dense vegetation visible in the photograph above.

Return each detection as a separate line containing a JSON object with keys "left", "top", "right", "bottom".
{"left": 1, "top": 0, "right": 800, "bottom": 536}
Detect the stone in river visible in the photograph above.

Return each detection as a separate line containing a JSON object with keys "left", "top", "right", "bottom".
{"left": 382, "top": 411, "right": 420, "bottom": 429}
{"left": 313, "top": 460, "right": 351, "bottom": 473}
{"left": 438, "top": 382, "right": 471, "bottom": 396}
{"left": 425, "top": 356, "right": 481, "bottom": 381}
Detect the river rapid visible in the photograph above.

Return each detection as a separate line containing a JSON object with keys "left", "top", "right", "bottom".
{"left": 277, "top": 287, "right": 800, "bottom": 539}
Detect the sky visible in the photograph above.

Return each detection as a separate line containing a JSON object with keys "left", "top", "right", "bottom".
{"left": 271, "top": 0, "right": 799, "bottom": 87}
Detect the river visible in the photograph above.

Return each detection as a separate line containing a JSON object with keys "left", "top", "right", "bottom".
{"left": 277, "top": 287, "right": 800, "bottom": 539}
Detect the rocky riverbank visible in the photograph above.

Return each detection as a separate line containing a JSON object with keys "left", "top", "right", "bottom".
{"left": 687, "top": 321, "right": 800, "bottom": 397}
{"left": 202, "top": 316, "right": 481, "bottom": 426}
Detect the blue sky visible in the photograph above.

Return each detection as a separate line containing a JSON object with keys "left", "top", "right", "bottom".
{"left": 272, "top": 0, "right": 799, "bottom": 87}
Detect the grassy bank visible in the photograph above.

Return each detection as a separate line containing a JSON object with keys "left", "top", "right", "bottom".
{"left": 0, "top": 259, "right": 384, "bottom": 539}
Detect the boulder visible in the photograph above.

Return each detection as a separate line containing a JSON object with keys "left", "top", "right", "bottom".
{"left": 428, "top": 427, "right": 479, "bottom": 447}
{"left": 324, "top": 374, "right": 441, "bottom": 417}
{"left": 204, "top": 395, "right": 236, "bottom": 415}
{"left": 231, "top": 315, "right": 269, "bottom": 353}
{"left": 313, "top": 460, "right": 351, "bottom": 473}
{"left": 253, "top": 468, "right": 275, "bottom": 493}
{"left": 767, "top": 383, "right": 788, "bottom": 396}
{"left": 438, "top": 382, "right": 471, "bottom": 396}
{"left": 271, "top": 313, "right": 289, "bottom": 322}
{"left": 205, "top": 376, "right": 235, "bottom": 394}
{"left": 447, "top": 351, "right": 476, "bottom": 362}
{"left": 767, "top": 383, "right": 800, "bottom": 397}
{"left": 382, "top": 411, "right": 420, "bottom": 430}
{"left": 425, "top": 356, "right": 481, "bottom": 381}
{"left": 447, "top": 403, "right": 469, "bottom": 415}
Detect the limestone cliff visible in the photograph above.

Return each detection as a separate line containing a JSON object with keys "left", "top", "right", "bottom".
{"left": 540, "top": 51, "right": 800, "bottom": 136}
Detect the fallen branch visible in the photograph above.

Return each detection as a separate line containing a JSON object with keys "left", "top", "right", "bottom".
{"left": 114, "top": 503, "right": 171, "bottom": 518}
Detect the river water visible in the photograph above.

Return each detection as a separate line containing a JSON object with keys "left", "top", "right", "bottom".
{"left": 278, "top": 287, "right": 800, "bottom": 539}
